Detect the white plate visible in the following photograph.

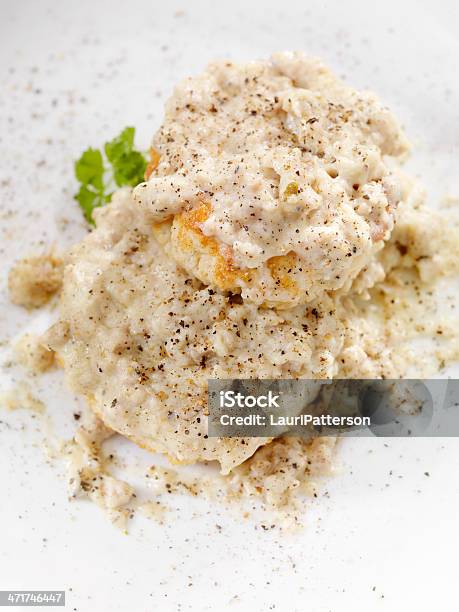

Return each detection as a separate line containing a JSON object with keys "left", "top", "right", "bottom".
{"left": 1, "top": 1, "right": 459, "bottom": 610}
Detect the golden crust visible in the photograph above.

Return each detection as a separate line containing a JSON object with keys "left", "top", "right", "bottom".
{"left": 266, "top": 253, "right": 300, "bottom": 293}
{"left": 171, "top": 202, "right": 252, "bottom": 291}
{"left": 144, "top": 147, "right": 161, "bottom": 180}
{"left": 154, "top": 203, "right": 307, "bottom": 307}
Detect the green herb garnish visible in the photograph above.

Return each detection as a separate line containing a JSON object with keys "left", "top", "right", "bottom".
{"left": 74, "top": 127, "right": 147, "bottom": 225}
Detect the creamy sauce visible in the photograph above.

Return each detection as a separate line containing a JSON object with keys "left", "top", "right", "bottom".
{"left": 134, "top": 52, "right": 408, "bottom": 306}
{"left": 42, "top": 55, "right": 459, "bottom": 486}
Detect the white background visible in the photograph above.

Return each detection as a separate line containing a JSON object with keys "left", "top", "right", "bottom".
{"left": 1, "top": 1, "right": 459, "bottom": 610}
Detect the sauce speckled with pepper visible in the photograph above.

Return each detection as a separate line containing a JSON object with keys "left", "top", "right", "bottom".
{"left": 134, "top": 52, "right": 409, "bottom": 307}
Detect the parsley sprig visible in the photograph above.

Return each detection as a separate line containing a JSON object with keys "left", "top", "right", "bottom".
{"left": 74, "top": 127, "right": 147, "bottom": 225}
